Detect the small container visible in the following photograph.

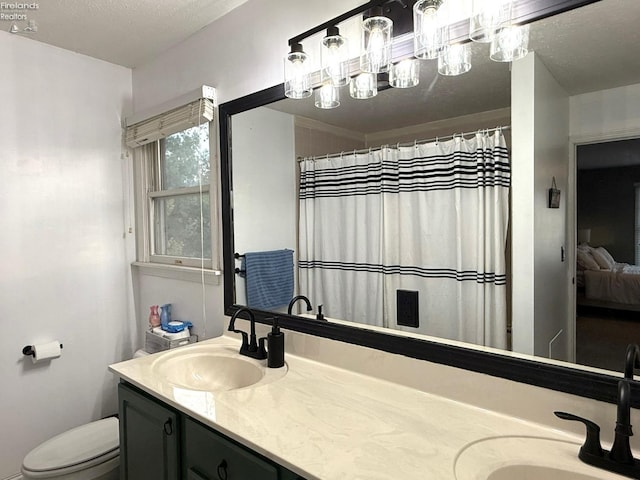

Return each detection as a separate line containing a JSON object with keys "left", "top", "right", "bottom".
{"left": 160, "top": 304, "right": 171, "bottom": 330}
{"left": 148, "top": 305, "right": 161, "bottom": 328}
{"left": 267, "top": 318, "right": 285, "bottom": 368}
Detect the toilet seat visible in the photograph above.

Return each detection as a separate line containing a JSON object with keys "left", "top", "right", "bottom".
{"left": 22, "top": 418, "right": 119, "bottom": 479}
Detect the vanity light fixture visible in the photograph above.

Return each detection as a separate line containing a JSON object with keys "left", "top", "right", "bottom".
{"left": 360, "top": 6, "right": 394, "bottom": 74}
{"left": 349, "top": 72, "right": 378, "bottom": 99}
{"left": 284, "top": 0, "right": 531, "bottom": 106}
{"left": 438, "top": 43, "right": 472, "bottom": 76}
{"left": 389, "top": 58, "right": 420, "bottom": 88}
{"left": 490, "top": 23, "right": 530, "bottom": 62}
{"left": 321, "top": 26, "right": 350, "bottom": 86}
{"left": 413, "top": 0, "right": 447, "bottom": 59}
{"left": 469, "top": 0, "right": 513, "bottom": 43}
{"left": 315, "top": 83, "right": 341, "bottom": 109}
{"left": 284, "top": 42, "right": 313, "bottom": 99}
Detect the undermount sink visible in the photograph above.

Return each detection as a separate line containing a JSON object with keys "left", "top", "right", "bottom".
{"left": 151, "top": 343, "right": 286, "bottom": 392}
{"left": 486, "top": 464, "right": 606, "bottom": 480}
{"left": 455, "top": 436, "right": 627, "bottom": 480}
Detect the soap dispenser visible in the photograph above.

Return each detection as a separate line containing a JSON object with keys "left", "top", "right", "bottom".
{"left": 267, "top": 317, "right": 285, "bottom": 368}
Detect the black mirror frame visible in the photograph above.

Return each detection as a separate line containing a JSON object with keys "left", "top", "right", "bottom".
{"left": 219, "top": 0, "right": 636, "bottom": 407}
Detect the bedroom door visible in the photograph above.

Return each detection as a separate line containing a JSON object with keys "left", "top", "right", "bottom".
{"left": 572, "top": 136, "right": 640, "bottom": 371}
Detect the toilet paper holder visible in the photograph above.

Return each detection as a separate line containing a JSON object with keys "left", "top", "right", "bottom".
{"left": 22, "top": 343, "right": 64, "bottom": 357}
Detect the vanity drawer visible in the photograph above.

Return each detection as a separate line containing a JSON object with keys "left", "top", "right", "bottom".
{"left": 183, "top": 417, "right": 279, "bottom": 480}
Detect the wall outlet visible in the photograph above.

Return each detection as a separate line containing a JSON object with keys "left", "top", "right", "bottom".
{"left": 397, "top": 290, "right": 419, "bottom": 328}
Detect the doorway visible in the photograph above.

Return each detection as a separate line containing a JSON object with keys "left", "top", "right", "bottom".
{"left": 572, "top": 137, "right": 640, "bottom": 371}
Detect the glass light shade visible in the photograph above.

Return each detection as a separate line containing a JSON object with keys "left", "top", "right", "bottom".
{"left": 321, "top": 27, "right": 350, "bottom": 87}
{"left": 360, "top": 15, "right": 393, "bottom": 73}
{"left": 438, "top": 43, "right": 471, "bottom": 76}
{"left": 389, "top": 59, "right": 420, "bottom": 88}
{"left": 349, "top": 73, "right": 378, "bottom": 99}
{"left": 413, "top": 0, "right": 447, "bottom": 60}
{"left": 469, "top": 0, "right": 513, "bottom": 43}
{"left": 490, "top": 24, "right": 530, "bottom": 62}
{"left": 315, "top": 84, "right": 340, "bottom": 109}
{"left": 284, "top": 43, "right": 312, "bottom": 99}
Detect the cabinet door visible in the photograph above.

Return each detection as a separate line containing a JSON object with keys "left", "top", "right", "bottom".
{"left": 119, "top": 383, "right": 180, "bottom": 480}
{"left": 184, "top": 417, "right": 280, "bottom": 480}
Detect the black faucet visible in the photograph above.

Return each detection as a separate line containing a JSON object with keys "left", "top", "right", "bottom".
{"left": 611, "top": 379, "right": 635, "bottom": 465}
{"left": 287, "top": 295, "right": 312, "bottom": 315}
{"left": 228, "top": 307, "right": 267, "bottom": 360}
{"left": 625, "top": 344, "right": 640, "bottom": 380}
{"left": 555, "top": 343, "right": 640, "bottom": 478}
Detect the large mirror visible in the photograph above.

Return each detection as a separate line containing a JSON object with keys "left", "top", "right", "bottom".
{"left": 222, "top": 0, "right": 640, "bottom": 384}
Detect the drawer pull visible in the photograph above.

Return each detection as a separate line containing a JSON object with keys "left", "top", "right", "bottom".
{"left": 217, "top": 459, "right": 228, "bottom": 480}
{"left": 163, "top": 419, "right": 173, "bottom": 435}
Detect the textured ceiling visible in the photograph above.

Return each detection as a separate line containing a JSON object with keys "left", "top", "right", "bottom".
{"left": 5, "top": 0, "right": 250, "bottom": 67}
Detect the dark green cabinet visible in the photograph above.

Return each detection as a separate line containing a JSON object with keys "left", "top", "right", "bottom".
{"left": 119, "top": 382, "right": 180, "bottom": 480}
{"left": 184, "top": 417, "right": 278, "bottom": 479}
{"left": 119, "top": 382, "right": 305, "bottom": 480}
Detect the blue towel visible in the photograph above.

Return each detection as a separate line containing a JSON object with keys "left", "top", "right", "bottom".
{"left": 242, "top": 249, "right": 294, "bottom": 310}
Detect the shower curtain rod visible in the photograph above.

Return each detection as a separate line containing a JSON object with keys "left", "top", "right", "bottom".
{"left": 298, "top": 125, "right": 511, "bottom": 163}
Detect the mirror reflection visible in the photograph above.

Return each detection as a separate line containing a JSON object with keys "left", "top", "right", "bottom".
{"left": 229, "top": 0, "right": 640, "bottom": 373}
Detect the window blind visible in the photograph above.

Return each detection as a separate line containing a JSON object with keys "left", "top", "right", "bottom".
{"left": 125, "top": 98, "right": 215, "bottom": 147}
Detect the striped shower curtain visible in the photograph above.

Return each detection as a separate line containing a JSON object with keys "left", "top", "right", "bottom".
{"left": 298, "top": 129, "right": 510, "bottom": 349}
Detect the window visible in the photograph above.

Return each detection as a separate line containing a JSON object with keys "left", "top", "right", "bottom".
{"left": 128, "top": 92, "right": 219, "bottom": 273}
{"left": 149, "top": 123, "right": 212, "bottom": 267}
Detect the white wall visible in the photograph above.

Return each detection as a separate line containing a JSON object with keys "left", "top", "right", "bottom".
{"left": 511, "top": 53, "right": 570, "bottom": 359}
{"left": 130, "top": 0, "right": 364, "bottom": 335}
{"left": 570, "top": 82, "right": 640, "bottom": 139}
{"left": 232, "top": 107, "right": 297, "bottom": 307}
{"left": 132, "top": 0, "right": 363, "bottom": 110}
{"left": 0, "top": 33, "right": 133, "bottom": 477}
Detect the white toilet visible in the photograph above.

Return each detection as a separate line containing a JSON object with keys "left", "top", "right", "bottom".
{"left": 20, "top": 350, "right": 151, "bottom": 479}
{"left": 21, "top": 415, "right": 120, "bottom": 480}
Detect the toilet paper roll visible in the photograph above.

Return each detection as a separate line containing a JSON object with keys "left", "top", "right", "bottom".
{"left": 32, "top": 341, "right": 62, "bottom": 363}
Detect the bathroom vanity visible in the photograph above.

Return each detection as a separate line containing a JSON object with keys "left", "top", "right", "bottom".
{"left": 118, "top": 382, "right": 301, "bottom": 479}
{"left": 110, "top": 332, "right": 633, "bottom": 480}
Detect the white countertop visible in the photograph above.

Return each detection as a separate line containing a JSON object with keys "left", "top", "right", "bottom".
{"left": 109, "top": 335, "right": 628, "bottom": 480}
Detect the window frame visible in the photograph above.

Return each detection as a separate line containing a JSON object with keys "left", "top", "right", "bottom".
{"left": 133, "top": 120, "right": 221, "bottom": 275}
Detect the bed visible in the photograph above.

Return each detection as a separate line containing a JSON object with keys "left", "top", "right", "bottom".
{"left": 577, "top": 245, "right": 640, "bottom": 306}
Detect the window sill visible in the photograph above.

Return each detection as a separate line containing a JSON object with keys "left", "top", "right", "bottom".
{"left": 132, "top": 262, "right": 222, "bottom": 285}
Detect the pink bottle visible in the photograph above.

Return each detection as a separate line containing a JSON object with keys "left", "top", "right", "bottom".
{"left": 148, "top": 305, "right": 161, "bottom": 328}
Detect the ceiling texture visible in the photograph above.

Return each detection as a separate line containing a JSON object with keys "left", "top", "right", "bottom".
{"left": 4, "top": 0, "right": 250, "bottom": 67}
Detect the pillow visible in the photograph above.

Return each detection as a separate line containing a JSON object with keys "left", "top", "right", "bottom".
{"left": 577, "top": 248, "right": 600, "bottom": 271}
{"left": 596, "top": 246, "right": 616, "bottom": 267}
{"left": 591, "top": 247, "right": 615, "bottom": 270}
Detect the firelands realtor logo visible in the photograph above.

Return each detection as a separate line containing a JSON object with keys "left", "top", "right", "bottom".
{"left": 1, "top": 2, "right": 39, "bottom": 33}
